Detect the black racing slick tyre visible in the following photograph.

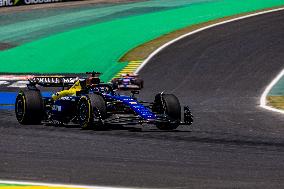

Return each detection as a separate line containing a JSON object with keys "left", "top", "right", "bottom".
{"left": 15, "top": 90, "right": 44, "bottom": 125}
{"left": 77, "top": 94, "right": 107, "bottom": 129}
{"left": 111, "top": 79, "right": 119, "bottom": 90}
{"left": 134, "top": 79, "right": 144, "bottom": 89}
{"left": 153, "top": 94, "right": 181, "bottom": 130}
{"left": 112, "top": 83, "right": 119, "bottom": 90}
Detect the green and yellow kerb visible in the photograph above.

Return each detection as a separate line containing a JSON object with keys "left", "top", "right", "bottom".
{"left": 114, "top": 61, "right": 143, "bottom": 78}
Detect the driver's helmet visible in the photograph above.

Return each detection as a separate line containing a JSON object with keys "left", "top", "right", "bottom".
{"left": 121, "top": 73, "right": 130, "bottom": 78}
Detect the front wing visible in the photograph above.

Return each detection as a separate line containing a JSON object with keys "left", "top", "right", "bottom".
{"left": 102, "top": 106, "right": 193, "bottom": 126}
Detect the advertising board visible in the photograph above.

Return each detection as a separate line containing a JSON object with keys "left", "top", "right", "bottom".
{"left": 0, "top": 0, "right": 61, "bottom": 7}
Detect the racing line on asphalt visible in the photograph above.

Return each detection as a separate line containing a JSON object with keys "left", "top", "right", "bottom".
{"left": 0, "top": 8, "right": 284, "bottom": 189}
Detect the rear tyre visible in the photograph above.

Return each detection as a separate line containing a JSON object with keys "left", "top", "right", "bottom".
{"left": 15, "top": 90, "right": 44, "bottom": 125}
{"left": 77, "top": 94, "right": 106, "bottom": 129}
{"left": 153, "top": 94, "right": 181, "bottom": 130}
{"left": 112, "top": 79, "right": 119, "bottom": 90}
{"left": 134, "top": 79, "right": 144, "bottom": 89}
{"left": 113, "top": 83, "right": 118, "bottom": 90}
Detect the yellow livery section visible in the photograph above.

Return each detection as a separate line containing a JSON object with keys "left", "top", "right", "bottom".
{"left": 52, "top": 80, "right": 82, "bottom": 101}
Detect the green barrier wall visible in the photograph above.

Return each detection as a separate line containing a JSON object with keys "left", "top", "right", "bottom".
{"left": 0, "top": 0, "right": 284, "bottom": 81}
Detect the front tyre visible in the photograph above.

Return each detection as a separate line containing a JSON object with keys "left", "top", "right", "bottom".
{"left": 15, "top": 90, "right": 44, "bottom": 125}
{"left": 153, "top": 94, "right": 181, "bottom": 130}
{"left": 77, "top": 94, "right": 106, "bottom": 129}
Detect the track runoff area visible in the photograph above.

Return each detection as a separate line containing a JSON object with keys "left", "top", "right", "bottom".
{"left": 0, "top": 5, "right": 284, "bottom": 189}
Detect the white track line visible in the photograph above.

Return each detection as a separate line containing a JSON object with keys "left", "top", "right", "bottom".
{"left": 260, "top": 69, "right": 284, "bottom": 114}
{"left": 134, "top": 6, "right": 284, "bottom": 114}
{"left": 0, "top": 180, "right": 142, "bottom": 189}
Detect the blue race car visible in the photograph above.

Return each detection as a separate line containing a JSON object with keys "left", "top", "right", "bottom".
{"left": 111, "top": 73, "right": 144, "bottom": 90}
{"left": 15, "top": 72, "right": 193, "bottom": 130}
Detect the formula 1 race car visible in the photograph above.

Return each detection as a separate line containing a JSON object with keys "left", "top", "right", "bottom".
{"left": 15, "top": 72, "right": 193, "bottom": 130}
{"left": 111, "top": 73, "right": 144, "bottom": 90}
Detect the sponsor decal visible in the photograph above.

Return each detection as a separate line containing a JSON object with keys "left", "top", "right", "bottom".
{"left": 0, "top": 0, "right": 24, "bottom": 6}
{"left": 60, "top": 96, "right": 73, "bottom": 101}
{"left": 31, "top": 77, "right": 61, "bottom": 84}
{"left": 62, "top": 77, "right": 77, "bottom": 84}
{"left": 0, "top": 75, "right": 76, "bottom": 88}
{"left": 8, "top": 81, "right": 29, "bottom": 88}
{"left": 0, "top": 0, "right": 60, "bottom": 7}
{"left": 52, "top": 105, "right": 62, "bottom": 111}
{"left": 24, "top": 0, "right": 60, "bottom": 5}
{"left": 0, "top": 81, "right": 9, "bottom": 85}
{"left": 0, "top": 75, "right": 34, "bottom": 81}
{"left": 0, "top": 0, "right": 13, "bottom": 6}
{"left": 30, "top": 77, "right": 77, "bottom": 84}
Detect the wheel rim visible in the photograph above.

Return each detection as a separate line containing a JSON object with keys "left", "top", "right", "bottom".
{"left": 79, "top": 102, "right": 88, "bottom": 121}
{"left": 16, "top": 97, "right": 24, "bottom": 120}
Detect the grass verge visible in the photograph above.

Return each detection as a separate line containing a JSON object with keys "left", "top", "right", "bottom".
{"left": 267, "top": 96, "right": 284, "bottom": 110}
{"left": 119, "top": 5, "right": 284, "bottom": 62}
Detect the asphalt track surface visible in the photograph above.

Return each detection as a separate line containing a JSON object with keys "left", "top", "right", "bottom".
{"left": 1, "top": 10, "right": 284, "bottom": 189}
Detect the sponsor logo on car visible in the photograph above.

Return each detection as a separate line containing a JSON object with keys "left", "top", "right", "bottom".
{"left": 0, "top": 75, "right": 73, "bottom": 88}
{"left": 31, "top": 77, "right": 61, "bottom": 84}
{"left": 52, "top": 105, "right": 62, "bottom": 112}
{"left": 30, "top": 76, "right": 77, "bottom": 84}
{"left": 60, "top": 96, "right": 74, "bottom": 101}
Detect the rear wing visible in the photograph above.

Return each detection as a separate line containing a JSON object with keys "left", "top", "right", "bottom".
{"left": 28, "top": 76, "right": 78, "bottom": 87}
{"left": 120, "top": 73, "right": 138, "bottom": 77}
